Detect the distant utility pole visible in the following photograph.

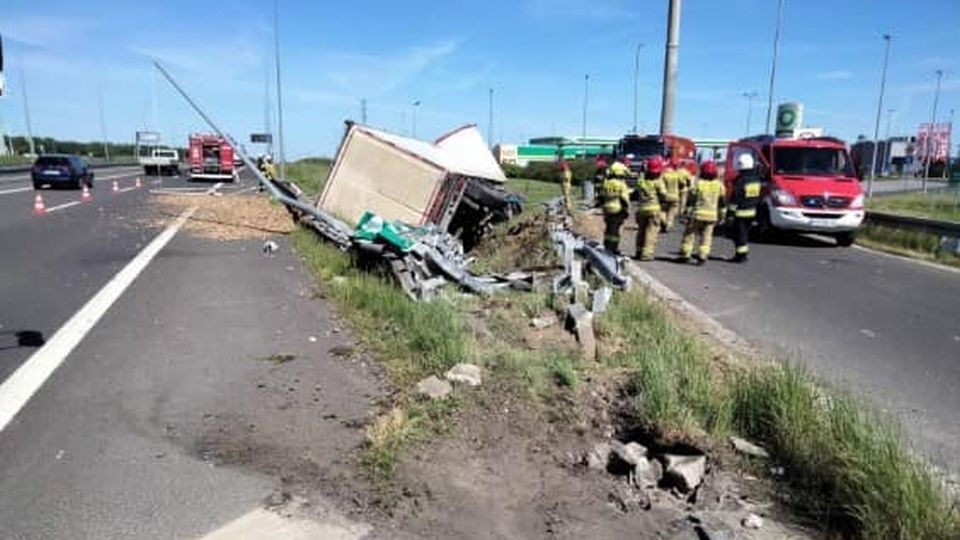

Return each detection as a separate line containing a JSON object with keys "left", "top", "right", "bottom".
{"left": 20, "top": 65, "right": 35, "bottom": 155}
{"left": 922, "top": 69, "right": 943, "bottom": 191}
{"left": 487, "top": 88, "right": 494, "bottom": 147}
{"left": 98, "top": 86, "right": 110, "bottom": 161}
{"left": 867, "top": 33, "right": 892, "bottom": 198}
{"left": 884, "top": 107, "right": 896, "bottom": 175}
{"left": 632, "top": 42, "right": 643, "bottom": 134}
{"left": 742, "top": 91, "right": 758, "bottom": 136}
{"left": 263, "top": 61, "right": 273, "bottom": 155}
{"left": 581, "top": 74, "right": 589, "bottom": 157}
{"left": 273, "top": 0, "right": 286, "bottom": 182}
{"left": 361, "top": 98, "right": 367, "bottom": 124}
{"left": 764, "top": 0, "right": 785, "bottom": 134}
{"left": 412, "top": 100, "right": 420, "bottom": 138}
{"left": 660, "top": 0, "right": 681, "bottom": 135}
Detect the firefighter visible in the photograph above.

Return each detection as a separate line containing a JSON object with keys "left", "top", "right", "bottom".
{"left": 677, "top": 161, "right": 694, "bottom": 218}
{"left": 660, "top": 157, "right": 685, "bottom": 232}
{"left": 594, "top": 156, "right": 609, "bottom": 184}
{"left": 600, "top": 159, "right": 631, "bottom": 254}
{"left": 634, "top": 155, "right": 668, "bottom": 261}
{"left": 679, "top": 161, "right": 725, "bottom": 265}
{"left": 559, "top": 160, "right": 574, "bottom": 212}
{"left": 259, "top": 154, "right": 278, "bottom": 181}
{"left": 727, "top": 153, "right": 763, "bottom": 263}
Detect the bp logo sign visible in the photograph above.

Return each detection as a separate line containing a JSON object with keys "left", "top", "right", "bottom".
{"left": 776, "top": 102, "right": 804, "bottom": 137}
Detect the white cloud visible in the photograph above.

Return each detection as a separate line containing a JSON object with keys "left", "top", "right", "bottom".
{"left": 523, "top": 0, "right": 635, "bottom": 21}
{"left": 816, "top": 70, "right": 854, "bottom": 81}
{"left": 0, "top": 15, "right": 98, "bottom": 47}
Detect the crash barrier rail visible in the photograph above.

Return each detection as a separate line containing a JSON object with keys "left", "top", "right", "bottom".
{"left": 864, "top": 211, "right": 960, "bottom": 238}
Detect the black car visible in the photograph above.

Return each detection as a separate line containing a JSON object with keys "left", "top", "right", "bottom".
{"left": 31, "top": 155, "right": 94, "bottom": 189}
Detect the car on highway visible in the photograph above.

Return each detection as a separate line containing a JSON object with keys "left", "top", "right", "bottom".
{"left": 31, "top": 155, "right": 94, "bottom": 190}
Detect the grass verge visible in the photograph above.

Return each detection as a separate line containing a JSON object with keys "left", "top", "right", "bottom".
{"left": 506, "top": 177, "right": 562, "bottom": 206}
{"left": 293, "top": 219, "right": 958, "bottom": 537}
{"left": 285, "top": 158, "right": 332, "bottom": 197}
{"left": 598, "top": 290, "right": 960, "bottom": 539}
{"left": 857, "top": 223, "right": 960, "bottom": 269}
{"left": 869, "top": 190, "right": 960, "bottom": 222}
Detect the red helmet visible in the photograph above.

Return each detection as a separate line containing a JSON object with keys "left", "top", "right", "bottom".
{"left": 560, "top": 160, "right": 570, "bottom": 170}
{"left": 700, "top": 161, "right": 718, "bottom": 179}
{"left": 646, "top": 155, "right": 665, "bottom": 177}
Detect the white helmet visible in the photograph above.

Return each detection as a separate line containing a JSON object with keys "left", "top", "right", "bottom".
{"left": 736, "top": 153, "right": 755, "bottom": 172}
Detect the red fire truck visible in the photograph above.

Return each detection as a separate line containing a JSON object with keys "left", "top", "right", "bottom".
{"left": 615, "top": 133, "right": 697, "bottom": 175}
{"left": 724, "top": 135, "right": 864, "bottom": 246}
{"left": 187, "top": 134, "right": 237, "bottom": 182}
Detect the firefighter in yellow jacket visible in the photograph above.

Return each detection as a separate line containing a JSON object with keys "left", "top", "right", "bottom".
{"left": 634, "top": 156, "right": 668, "bottom": 261}
{"left": 679, "top": 161, "right": 725, "bottom": 265}
{"left": 559, "top": 160, "right": 574, "bottom": 212}
{"left": 599, "top": 160, "right": 631, "bottom": 254}
{"left": 661, "top": 157, "right": 690, "bottom": 232}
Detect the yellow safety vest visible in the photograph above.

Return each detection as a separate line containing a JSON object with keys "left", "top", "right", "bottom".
{"left": 662, "top": 170, "right": 683, "bottom": 202}
{"left": 561, "top": 168, "right": 572, "bottom": 187}
{"left": 636, "top": 176, "right": 665, "bottom": 215}
{"left": 691, "top": 179, "right": 725, "bottom": 222}
{"left": 601, "top": 177, "right": 630, "bottom": 215}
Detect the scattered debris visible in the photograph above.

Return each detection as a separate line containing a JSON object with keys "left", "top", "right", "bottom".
{"left": 264, "top": 489, "right": 292, "bottom": 508}
{"left": 565, "top": 303, "right": 597, "bottom": 362}
{"left": 151, "top": 193, "right": 295, "bottom": 241}
{"left": 262, "top": 353, "right": 296, "bottom": 365}
{"left": 663, "top": 454, "right": 707, "bottom": 493}
{"left": 635, "top": 457, "right": 664, "bottom": 489}
{"left": 730, "top": 436, "right": 770, "bottom": 459}
{"left": 530, "top": 314, "right": 558, "bottom": 330}
{"left": 444, "top": 363, "right": 482, "bottom": 387}
{"left": 610, "top": 440, "right": 647, "bottom": 468}
{"left": 415, "top": 376, "right": 452, "bottom": 400}
{"left": 262, "top": 240, "right": 279, "bottom": 255}
{"left": 585, "top": 441, "right": 612, "bottom": 471}
{"left": 742, "top": 512, "right": 765, "bottom": 530}
{"left": 328, "top": 345, "right": 354, "bottom": 358}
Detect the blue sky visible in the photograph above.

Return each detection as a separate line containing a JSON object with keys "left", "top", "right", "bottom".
{"left": 1, "top": 0, "right": 958, "bottom": 159}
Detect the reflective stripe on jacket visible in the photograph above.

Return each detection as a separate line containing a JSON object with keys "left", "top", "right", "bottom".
{"left": 729, "top": 173, "right": 762, "bottom": 219}
{"left": 601, "top": 177, "right": 630, "bottom": 215}
{"left": 636, "top": 176, "right": 666, "bottom": 215}
{"left": 690, "top": 178, "right": 725, "bottom": 222}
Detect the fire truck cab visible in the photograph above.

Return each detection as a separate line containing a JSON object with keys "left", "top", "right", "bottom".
{"left": 615, "top": 134, "right": 697, "bottom": 176}
{"left": 725, "top": 135, "right": 864, "bottom": 247}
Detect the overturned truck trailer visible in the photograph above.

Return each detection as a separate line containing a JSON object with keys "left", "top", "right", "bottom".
{"left": 317, "top": 122, "right": 520, "bottom": 250}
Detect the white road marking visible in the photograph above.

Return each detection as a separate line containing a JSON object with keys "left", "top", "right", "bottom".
{"left": 853, "top": 244, "right": 960, "bottom": 276}
{"left": 198, "top": 507, "right": 369, "bottom": 540}
{"left": 206, "top": 182, "right": 224, "bottom": 195}
{"left": 0, "top": 186, "right": 32, "bottom": 195}
{"left": 0, "top": 206, "right": 197, "bottom": 434}
{"left": 117, "top": 186, "right": 137, "bottom": 193}
{"left": 45, "top": 201, "right": 82, "bottom": 213}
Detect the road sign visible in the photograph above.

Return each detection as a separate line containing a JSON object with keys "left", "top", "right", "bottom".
{"left": 136, "top": 131, "right": 160, "bottom": 144}
{"left": 250, "top": 133, "right": 273, "bottom": 143}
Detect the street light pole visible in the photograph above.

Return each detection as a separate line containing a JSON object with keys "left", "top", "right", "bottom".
{"left": 632, "top": 43, "right": 643, "bottom": 134}
{"left": 273, "top": 0, "right": 286, "bottom": 182}
{"left": 764, "top": 0, "right": 785, "bottom": 134}
{"left": 867, "top": 33, "right": 892, "bottom": 198}
{"left": 581, "top": 74, "right": 589, "bottom": 158}
{"left": 742, "top": 91, "right": 758, "bottom": 136}
{"left": 922, "top": 69, "right": 943, "bottom": 191}
{"left": 660, "top": 0, "right": 681, "bottom": 135}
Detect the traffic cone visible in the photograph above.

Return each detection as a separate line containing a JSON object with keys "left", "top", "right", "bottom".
{"left": 112, "top": 180, "right": 119, "bottom": 193}
{"left": 33, "top": 194, "right": 47, "bottom": 215}
{"left": 81, "top": 184, "right": 92, "bottom": 202}
{"left": 135, "top": 177, "right": 142, "bottom": 189}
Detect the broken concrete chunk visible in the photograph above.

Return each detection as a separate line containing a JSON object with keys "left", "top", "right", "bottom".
{"left": 565, "top": 303, "right": 597, "bottom": 362}
{"left": 530, "top": 314, "right": 558, "bottom": 330}
{"left": 663, "top": 454, "right": 706, "bottom": 493}
{"left": 610, "top": 441, "right": 647, "bottom": 467}
{"left": 444, "top": 363, "right": 482, "bottom": 387}
{"left": 730, "top": 436, "right": 770, "bottom": 459}
{"left": 585, "top": 442, "right": 612, "bottom": 471}
{"left": 742, "top": 513, "right": 764, "bottom": 529}
{"left": 414, "top": 376, "right": 452, "bottom": 400}
{"left": 635, "top": 457, "right": 663, "bottom": 489}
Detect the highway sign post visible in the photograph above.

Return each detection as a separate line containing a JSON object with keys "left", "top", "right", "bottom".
{"left": 250, "top": 133, "right": 273, "bottom": 144}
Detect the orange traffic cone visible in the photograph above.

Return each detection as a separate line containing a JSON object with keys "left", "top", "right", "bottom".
{"left": 33, "top": 194, "right": 47, "bottom": 215}
{"left": 112, "top": 180, "right": 119, "bottom": 193}
{"left": 135, "top": 177, "right": 142, "bottom": 189}
{"left": 81, "top": 184, "right": 92, "bottom": 202}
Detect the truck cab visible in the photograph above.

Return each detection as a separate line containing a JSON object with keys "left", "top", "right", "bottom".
{"left": 724, "top": 135, "right": 864, "bottom": 246}
{"left": 615, "top": 134, "right": 697, "bottom": 178}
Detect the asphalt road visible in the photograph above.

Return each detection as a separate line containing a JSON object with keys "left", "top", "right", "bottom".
{"left": 0, "top": 169, "right": 392, "bottom": 538}
{"left": 620, "top": 221, "right": 960, "bottom": 470}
